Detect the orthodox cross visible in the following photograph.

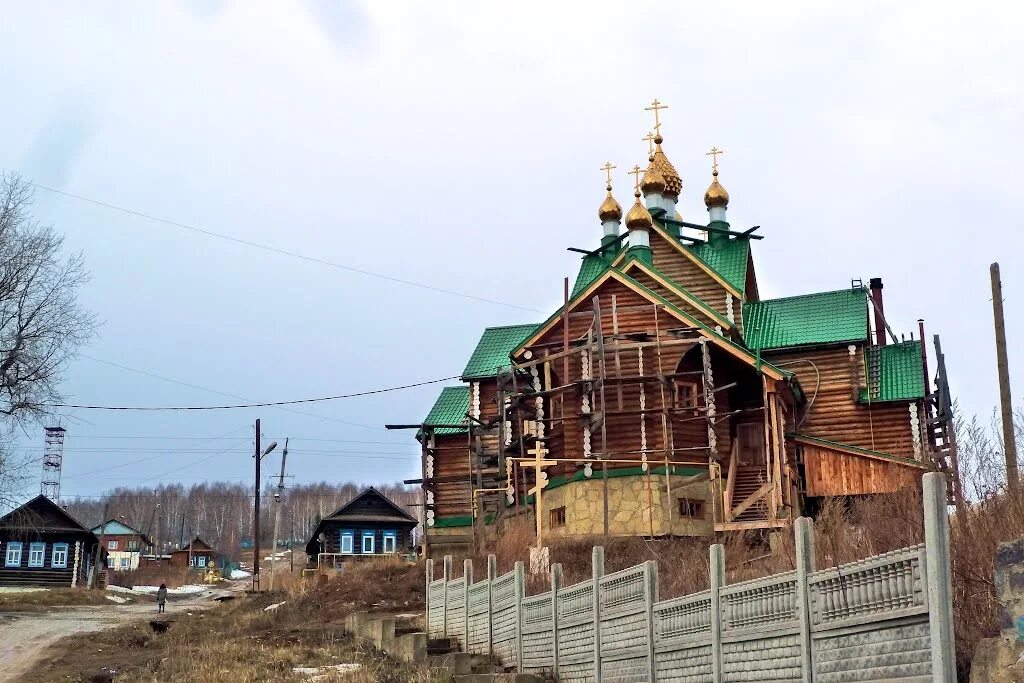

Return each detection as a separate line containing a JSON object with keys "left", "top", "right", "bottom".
{"left": 629, "top": 165, "right": 644, "bottom": 193}
{"left": 706, "top": 146, "right": 725, "bottom": 173}
{"left": 642, "top": 131, "right": 656, "bottom": 157}
{"left": 526, "top": 442, "right": 558, "bottom": 547}
{"left": 644, "top": 98, "right": 668, "bottom": 137}
{"left": 600, "top": 161, "right": 616, "bottom": 187}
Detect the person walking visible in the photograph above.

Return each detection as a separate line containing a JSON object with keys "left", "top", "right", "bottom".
{"left": 156, "top": 583, "right": 167, "bottom": 613}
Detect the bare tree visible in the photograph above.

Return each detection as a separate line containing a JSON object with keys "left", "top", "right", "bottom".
{"left": 0, "top": 172, "right": 98, "bottom": 501}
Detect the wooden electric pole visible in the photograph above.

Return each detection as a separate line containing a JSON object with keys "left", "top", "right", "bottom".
{"left": 253, "top": 418, "right": 261, "bottom": 590}
{"left": 268, "top": 438, "right": 288, "bottom": 591}
{"left": 91, "top": 501, "right": 110, "bottom": 589}
{"left": 991, "top": 263, "right": 1019, "bottom": 490}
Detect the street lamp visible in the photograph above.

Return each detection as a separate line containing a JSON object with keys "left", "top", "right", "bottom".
{"left": 252, "top": 417, "right": 277, "bottom": 591}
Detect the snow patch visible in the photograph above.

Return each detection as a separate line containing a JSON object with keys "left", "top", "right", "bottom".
{"left": 105, "top": 595, "right": 127, "bottom": 604}
{"left": 229, "top": 569, "right": 251, "bottom": 580}
{"left": 108, "top": 584, "right": 207, "bottom": 596}
{"left": 293, "top": 663, "right": 361, "bottom": 680}
{"left": 263, "top": 601, "right": 287, "bottom": 611}
{"left": 0, "top": 587, "right": 48, "bottom": 594}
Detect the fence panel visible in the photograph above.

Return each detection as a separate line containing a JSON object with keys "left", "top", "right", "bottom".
{"left": 719, "top": 571, "right": 802, "bottom": 682}
{"left": 491, "top": 569, "right": 521, "bottom": 668}
{"left": 557, "top": 578, "right": 597, "bottom": 682}
{"left": 521, "top": 590, "right": 555, "bottom": 674}
{"left": 653, "top": 589, "right": 713, "bottom": 682}
{"left": 445, "top": 576, "right": 466, "bottom": 646}
{"left": 809, "top": 544, "right": 932, "bottom": 683}
{"left": 427, "top": 578, "right": 446, "bottom": 639}
{"left": 598, "top": 563, "right": 655, "bottom": 682}
{"left": 467, "top": 579, "right": 491, "bottom": 656}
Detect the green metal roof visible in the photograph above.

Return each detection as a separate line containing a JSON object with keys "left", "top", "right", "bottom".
{"left": 687, "top": 238, "right": 750, "bottom": 292}
{"left": 461, "top": 324, "right": 539, "bottom": 379}
{"left": 861, "top": 340, "right": 926, "bottom": 402}
{"left": 743, "top": 288, "right": 869, "bottom": 350}
{"left": 91, "top": 520, "right": 144, "bottom": 536}
{"left": 571, "top": 253, "right": 614, "bottom": 298}
{"left": 422, "top": 385, "right": 470, "bottom": 435}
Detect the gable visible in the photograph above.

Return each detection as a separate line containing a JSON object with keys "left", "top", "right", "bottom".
{"left": 462, "top": 324, "right": 539, "bottom": 379}
{"left": 645, "top": 230, "right": 735, "bottom": 319}
{"left": 422, "top": 385, "right": 470, "bottom": 435}
{"left": 0, "top": 495, "right": 93, "bottom": 534}
{"left": 743, "top": 288, "right": 869, "bottom": 350}
{"left": 91, "top": 520, "right": 145, "bottom": 537}
{"left": 325, "top": 488, "right": 417, "bottom": 525}
{"left": 623, "top": 259, "right": 733, "bottom": 331}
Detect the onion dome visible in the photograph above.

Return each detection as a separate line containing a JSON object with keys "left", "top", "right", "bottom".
{"left": 625, "top": 190, "right": 653, "bottom": 231}
{"left": 704, "top": 170, "right": 729, "bottom": 208}
{"left": 598, "top": 184, "right": 622, "bottom": 221}
{"left": 640, "top": 160, "right": 666, "bottom": 195}
{"left": 651, "top": 135, "right": 682, "bottom": 198}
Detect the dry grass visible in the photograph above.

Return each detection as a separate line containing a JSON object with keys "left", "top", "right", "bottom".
{"left": 0, "top": 587, "right": 141, "bottom": 611}
{"left": 107, "top": 566, "right": 199, "bottom": 590}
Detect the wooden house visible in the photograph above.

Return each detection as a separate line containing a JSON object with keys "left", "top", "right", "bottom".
{"left": 90, "top": 519, "right": 151, "bottom": 571}
{"left": 398, "top": 104, "right": 958, "bottom": 557}
{"left": 304, "top": 487, "right": 417, "bottom": 568}
{"left": 0, "top": 495, "right": 104, "bottom": 588}
{"left": 169, "top": 536, "right": 219, "bottom": 570}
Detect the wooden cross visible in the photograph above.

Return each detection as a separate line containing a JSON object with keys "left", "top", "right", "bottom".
{"left": 706, "top": 146, "right": 725, "bottom": 173}
{"left": 644, "top": 98, "right": 668, "bottom": 136}
{"left": 629, "top": 165, "right": 644, "bottom": 193}
{"left": 600, "top": 161, "right": 616, "bottom": 187}
{"left": 526, "top": 442, "right": 558, "bottom": 547}
{"left": 642, "top": 131, "right": 656, "bottom": 157}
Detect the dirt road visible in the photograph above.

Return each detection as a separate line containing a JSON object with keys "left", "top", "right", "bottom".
{"left": 0, "top": 589, "right": 233, "bottom": 681}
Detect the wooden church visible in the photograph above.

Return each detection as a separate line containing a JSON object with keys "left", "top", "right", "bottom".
{"left": 400, "top": 100, "right": 958, "bottom": 556}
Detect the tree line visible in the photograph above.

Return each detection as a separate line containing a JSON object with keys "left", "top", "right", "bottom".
{"left": 63, "top": 480, "right": 421, "bottom": 560}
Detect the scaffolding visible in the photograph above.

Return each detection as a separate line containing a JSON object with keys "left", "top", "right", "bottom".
{"left": 41, "top": 426, "right": 67, "bottom": 502}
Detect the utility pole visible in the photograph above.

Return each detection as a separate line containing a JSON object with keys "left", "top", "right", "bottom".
{"left": 289, "top": 509, "right": 295, "bottom": 573}
{"left": 252, "top": 420, "right": 277, "bottom": 592}
{"left": 269, "top": 438, "right": 288, "bottom": 591}
{"left": 992, "top": 263, "right": 1019, "bottom": 490}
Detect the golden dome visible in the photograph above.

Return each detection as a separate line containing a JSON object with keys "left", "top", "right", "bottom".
{"left": 704, "top": 170, "right": 729, "bottom": 208}
{"left": 651, "top": 135, "right": 682, "bottom": 198}
{"left": 598, "top": 184, "right": 622, "bottom": 221}
{"left": 640, "top": 160, "right": 666, "bottom": 194}
{"left": 625, "top": 192, "right": 653, "bottom": 231}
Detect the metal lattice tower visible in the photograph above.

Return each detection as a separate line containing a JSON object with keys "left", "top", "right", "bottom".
{"left": 40, "top": 426, "right": 67, "bottom": 501}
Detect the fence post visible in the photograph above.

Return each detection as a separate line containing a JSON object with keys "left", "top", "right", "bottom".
{"left": 710, "top": 543, "right": 725, "bottom": 683}
{"left": 645, "top": 559, "right": 659, "bottom": 682}
{"left": 593, "top": 545, "right": 605, "bottom": 681}
{"left": 514, "top": 560, "right": 526, "bottom": 670}
{"left": 794, "top": 517, "right": 815, "bottom": 683}
{"left": 464, "top": 558, "right": 473, "bottom": 650}
{"left": 487, "top": 554, "right": 497, "bottom": 657}
{"left": 923, "top": 472, "right": 955, "bottom": 682}
{"left": 443, "top": 555, "right": 452, "bottom": 639}
{"left": 551, "top": 562, "right": 562, "bottom": 678}
{"left": 426, "top": 559, "right": 434, "bottom": 637}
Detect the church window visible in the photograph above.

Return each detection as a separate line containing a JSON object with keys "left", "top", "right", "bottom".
{"left": 549, "top": 507, "right": 566, "bottom": 528}
{"left": 678, "top": 498, "right": 705, "bottom": 519}
{"left": 674, "top": 381, "right": 701, "bottom": 415}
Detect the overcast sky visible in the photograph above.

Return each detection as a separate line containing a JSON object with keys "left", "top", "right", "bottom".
{"left": 0, "top": 2, "right": 1021, "bottom": 503}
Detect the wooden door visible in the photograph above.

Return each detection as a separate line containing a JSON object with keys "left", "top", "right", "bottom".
{"left": 736, "top": 423, "right": 766, "bottom": 467}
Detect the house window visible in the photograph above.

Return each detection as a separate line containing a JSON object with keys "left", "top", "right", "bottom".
{"left": 197, "top": 556, "right": 207, "bottom": 568}
{"left": 128, "top": 539, "right": 139, "bottom": 551}
{"left": 382, "top": 531, "right": 397, "bottom": 553}
{"left": 28, "top": 542, "right": 45, "bottom": 568}
{"left": 52, "top": 543, "right": 68, "bottom": 569}
{"left": 678, "top": 498, "right": 705, "bottom": 519}
{"left": 674, "top": 381, "right": 701, "bottom": 415}
{"left": 119, "top": 558, "right": 129, "bottom": 569}
{"left": 340, "top": 531, "right": 354, "bottom": 554}
{"left": 361, "top": 532, "right": 375, "bottom": 554}
{"left": 5, "top": 542, "right": 22, "bottom": 567}
{"left": 550, "top": 506, "right": 566, "bottom": 528}
{"left": 107, "top": 540, "right": 118, "bottom": 550}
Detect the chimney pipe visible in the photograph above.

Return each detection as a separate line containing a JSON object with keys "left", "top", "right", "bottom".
{"left": 869, "top": 277, "right": 886, "bottom": 346}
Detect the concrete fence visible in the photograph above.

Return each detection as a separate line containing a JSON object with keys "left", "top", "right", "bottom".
{"left": 425, "top": 472, "right": 955, "bottom": 682}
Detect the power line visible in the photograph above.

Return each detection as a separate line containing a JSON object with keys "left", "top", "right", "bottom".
{"left": 51, "top": 435, "right": 405, "bottom": 444}
{"left": 80, "top": 355, "right": 384, "bottom": 430}
{"left": 31, "top": 182, "right": 542, "bottom": 313}
{"left": 44, "top": 374, "right": 461, "bottom": 411}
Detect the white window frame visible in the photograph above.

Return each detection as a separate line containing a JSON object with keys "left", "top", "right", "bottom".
{"left": 361, "top": 532, "right": 374, "bottom": 554}
{"left": 28, "top": 542, "right": 45, "bottom": 568}
{"left": 52, "top": 543, "right": 68, "bottom": 569}
{"left": 382, "top": 532, "right": 397, "bottom": 553}
{"left": 119, "top": 557, "right": 130, "bottom": 569}
{"left": 197, "top": 556, "right": 207, "bottom": 568}
{"left": 5, "top": 542, "right": 22, "bottom": 567}
{"left": 340, "top": 532, "right": 354, "bottom": 554}
{"left": 107, "top": 540, "right": 118, "bottom": 550}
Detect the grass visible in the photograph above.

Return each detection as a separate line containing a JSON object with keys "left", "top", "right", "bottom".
{"left": 0, "top": 587, "right": 149, "bottom": 612}
{"left": 21, "top": 560, "right": 437, "bottom": 682}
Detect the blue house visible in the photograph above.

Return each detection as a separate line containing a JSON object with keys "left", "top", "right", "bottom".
{"left": 305, "top": 487, "right": 417, "bottom": 568}
{"left": 0, "top": 495, "right": 103, "bottom": 587}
